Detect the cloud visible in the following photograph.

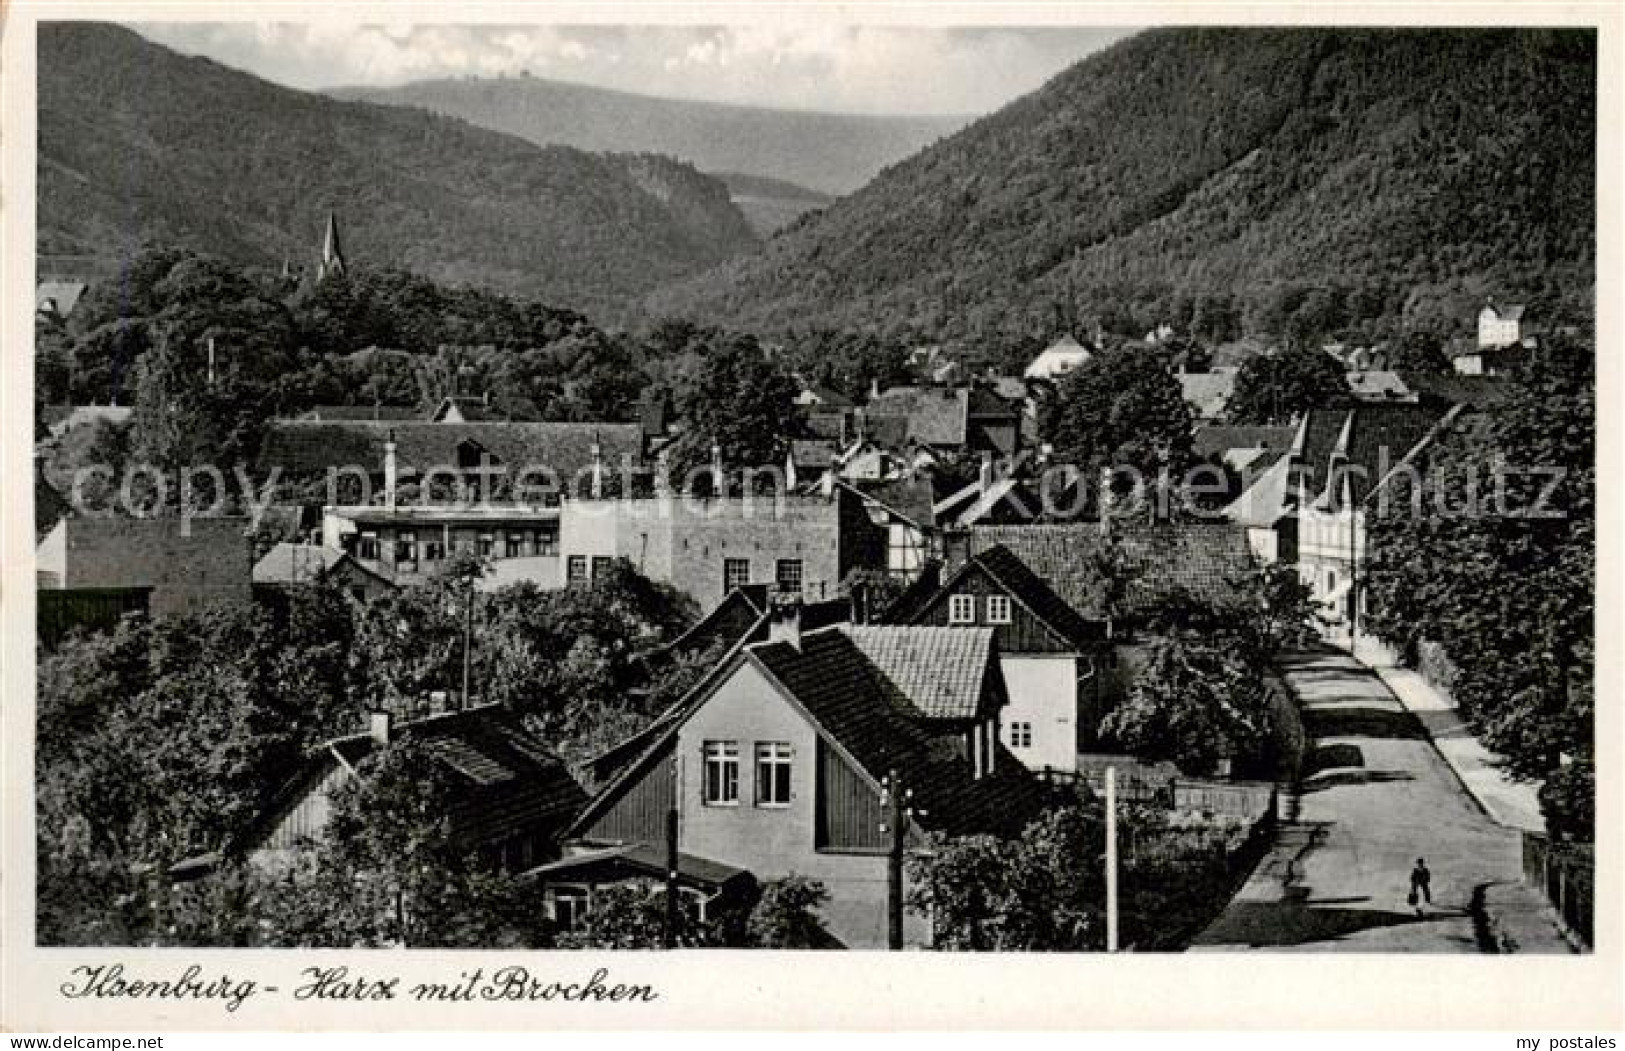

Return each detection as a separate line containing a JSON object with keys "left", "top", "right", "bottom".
{"left": 130, "top": 22, "right": 1133, "bottom": 115}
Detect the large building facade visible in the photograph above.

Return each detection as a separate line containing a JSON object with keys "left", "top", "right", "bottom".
{"left": 558, "top": 490, "right": 888, "bottom": 610}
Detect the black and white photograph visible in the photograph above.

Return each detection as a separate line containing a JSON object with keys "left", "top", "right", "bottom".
{"left": 4, "top": 0, "right": 1620, "bottom": 1035}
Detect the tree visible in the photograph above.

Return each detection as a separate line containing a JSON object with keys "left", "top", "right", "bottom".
{"left": 1388, "top": 330, "right": 1452, "bottom": 373}
{"left": 1100, "top": 627, "right": 1274, "bottom": 776}
{"left": 1225, "top": 346, "right": 1349, "bottom": 424}
{"left": 553, "top": 885, "right": 669, "bottom": 950}
{"left": 1363, "top": 333, "right": 1594, "bottom": 839}
{"left": 1041, "top": 343, "right": 1195, "bottom": 481}
{"left": 304, "top": 744, "right": 553, "bottom": 948}
{"left": 668, "top": 332, "right": 798, "bottom": 485}
{"left": 747, "top": 876, "right": 834, "bottom": 948}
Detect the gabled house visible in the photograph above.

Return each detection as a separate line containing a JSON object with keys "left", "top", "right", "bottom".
{"left": 1345, "top": 370, "right": 1416, "bottom": 403}
{"left": 1179, "top": 370, "right": 1239, "bottom": 422}
{"left": 899, "top": 545, "right": 1106, "bottom": 774}
{"left": 430, "top": 396, "right": 506, "bottom": 423}
{"left": 864, "top": 385, "right": 1022, "bottom": 460}
{"left": 961, "top": 522, "right": 1259, "bottom": 634}
{"left": 1288, "top": 403, "right": 1456, "bottom": 655}
{"left": 563, "top": 604, "right": 1045, "bottom": 948}
{"left": 556, "top": 489, "right": 888, "bottom": 611}
{"left": 242, "top": 704, "right": 587, "bottom": 876}
{"left": 1478, "top": 302, "right": 1525, "bottom": 349}
{"left": 1023, "top": 335, "right": 1092, "bottom": 381}
{"left": 36, "top": 279, "right": 87, "bottom": 322}
{"left": 1223, "top": 402, "right": 1455, "bottom": 656}
{"left": 833, "top": 478, "right": 937, "bottom": 579}
{"left": 251, "top": 542, "right": 396, "bottom": 600}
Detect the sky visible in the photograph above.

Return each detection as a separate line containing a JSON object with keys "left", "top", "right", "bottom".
{"left": 129, "top": 23, "right": 1135, "bottom": 116}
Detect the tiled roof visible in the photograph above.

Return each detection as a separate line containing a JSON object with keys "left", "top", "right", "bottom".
{"left": 1345, "top": 370, "right": 1415, "bottom": 402}
{"left": 525, "top": 843, "right": 752, "bottom": 891}
{"left": 960, "top": 544, "right": 1103, "bottom": 647}
{"left": 842, "top": 625, "right": 996, "bottom": 720}
{"left": 966, "top": 522, "right": 1257, "bottom": 621}
{"left": 252, "top": 543, "right": 346, "bottom": 585}
{"left": 1180, "top": 371, "right": 1238, "bottom": 420}
{"left": 839, "top": 477, "right": 937, "bottom": 529}
{"left": 433, "top": 397, "right": 505, "bottom": 423}
{"left": 866, "top": 387, "right": 969, "bottom": 448}
{"left": 1394, "top": 373, "right": 1511, "bottom": 411}
{"left": 1293, "top": 403, "right": 1450, "bottom": 507}
{"left": 36, "top": 280, "right": 86, "bottom": 317}
{"left": 259, "top": 420, "right": 644, "bottom": 480}
{"left": 1024, "top": 336, "right": 1092, "bottom": 380}
{"left": 1192, "top": 424, "right": 1294, "bottom": 461}
{"left": 1223, "top": 453, "right": 1295, "bottom": 528}
{"left": 802, "top": 385, "right": 855, "bottom": 409}
{"left": 751, "top": 628, "right": 1040, "bottom": 839}
{"left": 967, "top": 385, "right": 1020, "bottom": 419}
{"left": 301, "top": 404, "right": 421, "bottom": 422}
{"left": 257, "top": 705, "right": 587, "bottom": 853}
{"left": 791, "top": 438, "right": 840, "bottom": 470}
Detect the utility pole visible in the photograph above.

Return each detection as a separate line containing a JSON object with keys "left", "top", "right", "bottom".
{"left": 460, "top": 573, "right": 475, "bottom": 710}
{"left": 663, "top": 754, "right": 680, "bottom": 949}
{"left": 1106, "top": 766, "right": 1119, "bottom": 952}
{"left": 884, "top": 769, "right": 907, "bottom": 951}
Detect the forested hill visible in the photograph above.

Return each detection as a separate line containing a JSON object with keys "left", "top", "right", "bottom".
{"left": 330, "top": 76, "right": 967, "bottom": 196}
{"left": 647, "top": 29, "right": 1595, "bottom": 348}
{"left": 37, "top": 24, "right": 759, "bottom": 317}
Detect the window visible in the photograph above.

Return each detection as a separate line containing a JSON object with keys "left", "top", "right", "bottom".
{"left": 755, "top": 742, "right": 793, "bottom": 807}
{"left": 535, "top": 526, "right": 559, "bottom": 557}
{"left": 550, "top": 888, "right": 588, "bottom": 932}
{"left": 478, "top": 533, "right": 496, "bottom": 558}
{"left": 723, "top": 558, "right": 751, "bottom": 593}
{"left": 703, "top": 741, "right": 739, "bottom": 805}
{"left": 505, "top": 532, "right": 526, "bottom": 558}
{"left": 775, "top": 559, "right": 803, "bottom": 594}
{"left": 566, "top": 556, "right": 589, "bottom": 585}
{"left": 986, "top": 595, "right": 1013, "bottom": 625}
{"left": 357, "top": 531, "right": 380, "bottom": 561}
{"left": 591, "top": 556, "right": 614, "bottom": 580}
{"left": 1009, "top": 722, "right": 1033, "bottom": 749}
{"left": 424, "top": 538, "right": 447, "bottom": 563}
{"left": 949, "top": 594, "right": 976, "bottom": 625}
{"left": 396, "top": 531, "right": 418, "bottom": 567}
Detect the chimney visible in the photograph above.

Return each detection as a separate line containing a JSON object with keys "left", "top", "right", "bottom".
{"left": 768, "top": 592, "right": 803, "bottom": 651}
{"left": 711, "top": 441, "right": 724, "bottom": 498}
{"left": 978, "top": 453, "right": 994, "bottom": 494}
{"left": 368, "top": 710, "right": 392, "bottom": 745}
{"left": 384, "top": 430, "right": 398, "bottom": 511}
{"left": 207, "top": 337, "right": 217, "bottom": 387}
{"left": 590, "top": 437, "right": 604, "bottom": 499}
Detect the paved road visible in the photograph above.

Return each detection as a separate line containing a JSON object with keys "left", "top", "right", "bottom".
{"left": 1191, "top": 649, "right": 1524, "bottom": 952}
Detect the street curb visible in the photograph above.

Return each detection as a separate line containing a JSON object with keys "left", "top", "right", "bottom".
{"left": 1371, "top": 665, "right": 1541, "bottom": 834}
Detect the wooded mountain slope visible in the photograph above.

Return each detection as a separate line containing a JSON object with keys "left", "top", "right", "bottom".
{"left": 38, "top": 23, "right": 759, "bottom": 316}
{"left": 331, "top": 75, "right": 967, "bottom": 196}
{"left": 647, "top": 29, "right": 1595, "bottom": 346}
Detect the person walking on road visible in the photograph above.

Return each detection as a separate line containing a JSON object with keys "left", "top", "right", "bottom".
{"left": 1409, "top": 858, "right": 1432, "bottom": 915}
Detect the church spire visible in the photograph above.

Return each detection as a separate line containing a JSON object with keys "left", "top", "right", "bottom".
{"left": 317, "top": 210, "right": 347, "bottom": 281}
